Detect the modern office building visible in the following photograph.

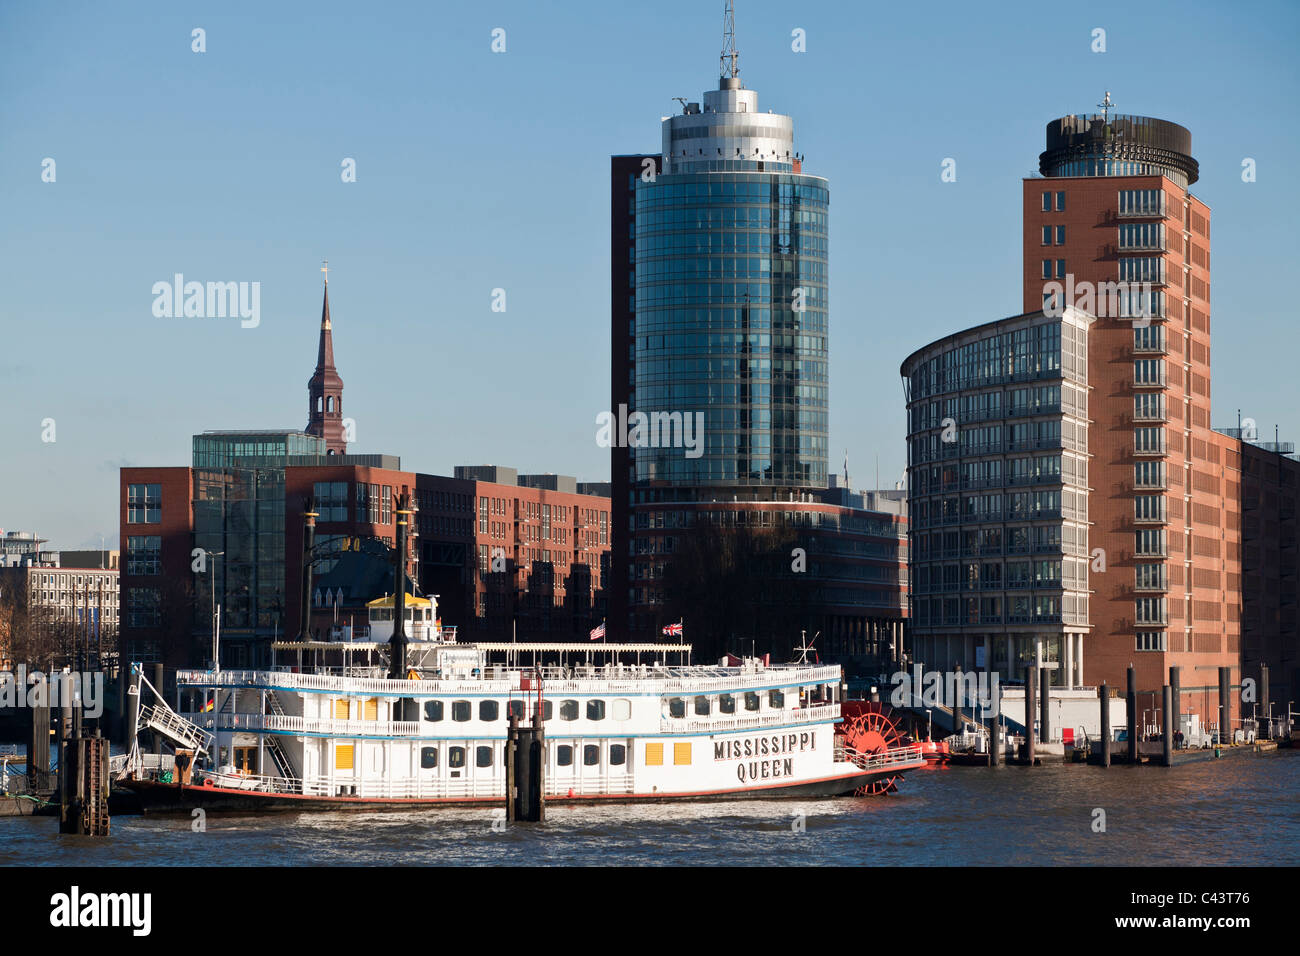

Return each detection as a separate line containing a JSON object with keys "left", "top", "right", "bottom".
{"left": 1022, "top": 101, "right": 1240, "bottom": 725}
{"left": 901, "top": 308, "right": 1095, "bottom": 684}
{"left": 610, "top": 12, "right": 906, "bottom": 651}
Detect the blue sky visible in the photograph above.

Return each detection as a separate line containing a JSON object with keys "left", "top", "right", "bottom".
{"left": 2, "top": 0, "right": 1297, "bottom": 549}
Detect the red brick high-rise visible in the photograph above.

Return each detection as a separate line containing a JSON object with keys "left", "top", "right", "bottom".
{"left": 1022, "top": 101, "right": 1240, "bottom": 730}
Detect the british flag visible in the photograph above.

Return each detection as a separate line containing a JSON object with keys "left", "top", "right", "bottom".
{"left": 662, "top": 621, "right": 683, "bottom": 638}
{"left": 589, "top": 622, "right": 606, "bottom": 641}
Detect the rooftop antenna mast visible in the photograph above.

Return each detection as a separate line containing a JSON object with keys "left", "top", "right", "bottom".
{"left": 720, "top": 0, "right": 739, "bottom": 79}
{"left": 1098, "top": 90, "right": 1115, "bottom": 123}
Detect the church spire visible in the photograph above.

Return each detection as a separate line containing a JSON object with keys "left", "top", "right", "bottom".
{"left": 307, "top": 264, "right": 346, "bottom": 454}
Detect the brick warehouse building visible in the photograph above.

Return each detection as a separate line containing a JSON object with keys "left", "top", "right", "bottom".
{"left": 1021, "top": 107, "right": 1241, "bottom": 729}
{"left": 609, "top": 40, "right": 908, "bottom": 654}
{"left": 119, "top": 281, "right": 610, "bottom": 669}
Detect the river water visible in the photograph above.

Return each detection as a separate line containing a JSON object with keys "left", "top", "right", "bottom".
{"left": 4, "top": 751, "right": 1297, "bottom": 866}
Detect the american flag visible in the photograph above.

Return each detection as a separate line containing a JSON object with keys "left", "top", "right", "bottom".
{"left": 589, "top": 622, "right": 606, "bottom": 641}
{"left": 662, "top": 621, "right": 683, "bottom": 638}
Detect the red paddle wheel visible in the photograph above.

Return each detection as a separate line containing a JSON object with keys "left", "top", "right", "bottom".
{"left": 839, "top": 702, "right": 909, "bottom": 795}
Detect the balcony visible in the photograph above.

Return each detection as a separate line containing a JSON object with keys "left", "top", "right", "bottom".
{"left": 1116, "top": 204, "right": 1167, "bottom": 220}
{"left": 1132, "top": 442, "right": 1167, "bottom": 457}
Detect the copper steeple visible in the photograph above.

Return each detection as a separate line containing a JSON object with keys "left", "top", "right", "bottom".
{"left": 306, "top": 267, "right": 346, "bottom": 454}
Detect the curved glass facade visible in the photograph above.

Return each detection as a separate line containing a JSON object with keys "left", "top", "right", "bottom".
{"left": 900, "top": 310, "right": 1093, "bottom": 682}
{"left": 633, "top": 172, "right": 829, "bottom": 487}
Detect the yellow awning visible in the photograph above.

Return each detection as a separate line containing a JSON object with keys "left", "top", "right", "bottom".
{"left": 365, "top": 593, "right": 432, "bottom": 608}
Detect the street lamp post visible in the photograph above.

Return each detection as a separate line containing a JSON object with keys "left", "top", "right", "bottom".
{"left": 202, "top": 550, "right": 225, "bottom": 672}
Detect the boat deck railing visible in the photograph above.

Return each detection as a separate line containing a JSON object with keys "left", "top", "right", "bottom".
{"left": 176, "top": 663, "right": 844, "bottom": 696}
{"left": 834, "top": 744, "right": 926, "bottom": 773}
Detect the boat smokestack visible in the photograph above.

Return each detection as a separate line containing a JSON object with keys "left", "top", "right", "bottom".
{"left": 389, "top": 493, "right": 413, "bottom": 679}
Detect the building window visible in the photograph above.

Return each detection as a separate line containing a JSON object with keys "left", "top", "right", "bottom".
{"left": 1056, "top": 259, "right": 1066, "bottom": 279}
{"left": 313, "top": 481, "right": 349, "bottom": 522}
{"left": 1041, "top": 226, "right": 1052, "bottom": 246}
{"left": 1136, "top": 632, "right": 1167, "bottom": 652}
{"left": 126, "top": 536, "right": 161, "bottom": 575}
{"left": 125, "top": 588, "right": 161, "bottom": 627}
{"left": 381, "top": 486, "right": 392, "bottom": 524}
{"left": 1135, "top": 563, "right": 1165, "bottom": 590}
{"left": 1056, "top": 226, "right": 1065, "bottom": 245}
{"left": 1041, "top": 191, "right": 1051, "bottom": 212}
{"left": 1055, "top": 191, "right": 1065, "bottom": 212}
{"left": 127, "top": 484, "right": 161, "bottom": 523}
{"left": 1041, "top": 259, "right": 1052, "bottom": 280}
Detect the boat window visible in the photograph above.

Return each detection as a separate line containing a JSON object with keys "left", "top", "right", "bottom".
{"left": 744, "top": 692, "right": 760, "bottom": 712}
{"left": 448, "top": 746, "right": 465, "bottom": 769}
{"left": 506, "top": 699, "right": 524, "bottom": 720}
{"left": 559, "top": 699, "right": 579, "bottom": 721}
{"left": 769, "top": 689, "right": 785, "bottom": 708}
{"left": 476, "top": 746, "right": 493, "bottom": 768}
{"left": 611, "top": 699, "right": 631, "bottom": 721}
{"left": 694, "top": 695, "right": 711, "bottom": 716}
{"left": 719, "top": 694, "right": 736, "bottom": 714}
{"left": 609, "top": 744, "right": 627, "bottom": 766}
{"left": 424, "top": 700, "right": 444, "bottom": 722}
{"left": 451, "top": 700, "right": 471, "bottom": 722}
{"left": 557, "top": 745, "right": 574, "bottom": 767}
{"left": 420, "top": 746, "right": 438, "bottom": 769}
{"left": 480, "top": 700, "right": 500, "bottom": 721}
{"left": 667, "top": 697, "right": 686, "bottom": 719}
{"left": 586, "top": 699, "right": 606, "bottom": 721}
{"left": 535, "top": 701, "right": 553, "bottom": 722}
{"left": 583, "top": 745, "right": 600, "bottom": 767}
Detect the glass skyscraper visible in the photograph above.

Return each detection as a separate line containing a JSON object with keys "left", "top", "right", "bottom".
{"left": 633, "top": 73, "right": 829, "bottom": 490}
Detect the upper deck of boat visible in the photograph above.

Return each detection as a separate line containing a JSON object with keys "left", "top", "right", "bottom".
{"left": 176, "top": 641, "right": 842, "bottom": 698}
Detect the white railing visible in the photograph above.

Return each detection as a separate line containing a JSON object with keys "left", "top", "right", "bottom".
{"left": 834, "top": 745, "right": 925, "bottom": 772}
{"left": 659, "top": 703, "right": 839, "bottom": 734}
{"left": 183, "top": 712, "right": 422, "bottom": 738}
{"left": 176, "top": 664, "right": 845, "bottom": 698}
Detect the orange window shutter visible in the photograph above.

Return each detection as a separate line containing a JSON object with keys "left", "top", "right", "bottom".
{"left": 673, "top": 742, "right": 691, "bottom": 765}
{"left": 645, "top": 742, "right": 663, "bottom": 766}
